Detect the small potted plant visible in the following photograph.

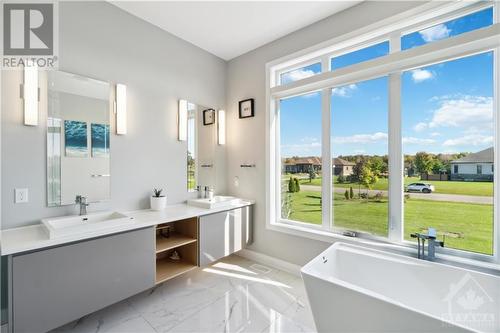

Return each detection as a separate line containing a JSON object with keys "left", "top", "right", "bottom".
{"left": 150, "top": 188, "right": 167, "bottom": 211}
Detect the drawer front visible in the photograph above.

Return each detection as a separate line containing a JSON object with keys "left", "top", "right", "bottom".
{"left": 11, "top": 227, "right": 155, "bottom": 333}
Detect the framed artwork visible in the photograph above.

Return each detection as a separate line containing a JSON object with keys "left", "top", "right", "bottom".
{"left": 203, "top": 108, "right": 215, "bottom": 125}
{"left": 64, "top": 120, "right": 88, "bottom": 157}
{"left": 239, "top": 98, "right": 254, "bottom": 118}
{"left": 91, "top": 123, "right": 110, "bottom": 158}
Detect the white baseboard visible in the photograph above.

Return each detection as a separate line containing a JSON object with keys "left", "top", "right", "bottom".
{"left": 237, "top": 249, "right": 302, "bottom": 277}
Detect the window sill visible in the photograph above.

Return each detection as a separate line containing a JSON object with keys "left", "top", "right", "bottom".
{"left": 267, "top": 220, "right": 500, "bottom": 275}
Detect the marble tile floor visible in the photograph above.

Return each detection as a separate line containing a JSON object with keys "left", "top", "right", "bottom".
{"left": 52, "top": 255, "right": 317, "bottom": 333}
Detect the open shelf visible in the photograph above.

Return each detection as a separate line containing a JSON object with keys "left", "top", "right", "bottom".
{"left": 156, "top": 257, "right": 197, "bottom": 284}
{"left": 155, "top": 218, "right": 198, "bottom": 285}
{"left": 156, "top": 233, "right": 197, "bottom": 254}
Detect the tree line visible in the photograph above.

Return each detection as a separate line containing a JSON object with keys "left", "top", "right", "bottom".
{"left": 339, "top": 151, "right": 469, "bottom": 179}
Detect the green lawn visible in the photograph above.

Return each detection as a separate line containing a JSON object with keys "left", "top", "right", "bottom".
{"left": 285, "top": 190, "right": 493, "bottom": 255}
{"left": 296, "top": 176, "right": 493, "bottom": 197}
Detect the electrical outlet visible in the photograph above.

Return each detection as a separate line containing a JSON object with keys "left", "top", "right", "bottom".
{"left": 15, "top": 188, "right": 28, "bottom": 203}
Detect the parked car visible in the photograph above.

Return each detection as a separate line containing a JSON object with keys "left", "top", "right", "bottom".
{"left": 405, "top": 183, "right": 435, "bottom": 193}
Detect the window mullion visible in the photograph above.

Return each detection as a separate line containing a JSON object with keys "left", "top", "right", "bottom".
{"left": 388, "top": 32, "right": 403, "bottom": 243}
{"left": 322, "top": 88, "right": 332, "bottom": 230}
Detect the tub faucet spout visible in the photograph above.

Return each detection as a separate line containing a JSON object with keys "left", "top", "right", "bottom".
{"left": 410, "top": 228, "right": 444, "bottom": 261}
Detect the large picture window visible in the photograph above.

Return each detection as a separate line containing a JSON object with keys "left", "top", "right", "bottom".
{"left": 402, "top": 52, "right": 494, "bottom": 255}
{"left": 331, "top": 77, "right": 388, "bottom": 236}
{"left": 269, "top": 2, "right": 499, "bottom": 263}
{"left": 280, "top": 92, "right": 322, "bottom": 225}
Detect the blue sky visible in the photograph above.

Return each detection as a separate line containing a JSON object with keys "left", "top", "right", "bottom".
{"left": 280, "top": 7, "right": 493, "bottom": 158}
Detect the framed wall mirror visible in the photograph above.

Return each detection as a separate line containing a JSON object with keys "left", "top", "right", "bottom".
{"left": 47, "top": 71, "right": 112, "bottom": 206}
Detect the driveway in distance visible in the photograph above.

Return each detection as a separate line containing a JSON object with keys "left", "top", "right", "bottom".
{"left": 300, "top": 185, "right": 493, "bottom": 204}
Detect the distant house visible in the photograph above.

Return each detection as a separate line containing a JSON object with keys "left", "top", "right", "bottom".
{"left": 283, "top": 156, "right": 354, "bottom": 176}
{"left": 283, "top": 157, "right": 321, "bottom": 174}
{"left": 333, "top": 158, "right": 355, "bottom": 177}
{"left": 450, "top": 147, "right": 493, "bottom": 182}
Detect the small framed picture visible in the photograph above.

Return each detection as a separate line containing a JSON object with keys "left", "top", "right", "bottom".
{"left": 239, "top": 98, "right": 254, "bottom": 119}
{"left": 203, "top": 109, "right": 215, "bottom": 125}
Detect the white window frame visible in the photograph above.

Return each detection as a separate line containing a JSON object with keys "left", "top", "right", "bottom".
{"left": 266, "top": 1, "right": 500, "bottom": 265}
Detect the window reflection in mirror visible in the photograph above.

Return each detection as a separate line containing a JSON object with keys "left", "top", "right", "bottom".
{"left": 187, "top": 102, "right": 197, "bottom": 191}
{"left": 183, "top": 101, "right": 217, "bottom": 193}
{"left": 47, "top": 71, "right": 111, "bottom": 206}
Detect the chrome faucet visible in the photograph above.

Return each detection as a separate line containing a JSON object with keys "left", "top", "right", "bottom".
{"left": 75, "top": 195, "right": 89, "bottom": 216}
{"left": 410, "top": 227, "right": 444, "bottom": 261}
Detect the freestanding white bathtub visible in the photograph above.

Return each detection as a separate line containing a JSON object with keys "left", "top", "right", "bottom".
{"left": 301, "top": 242, "right": 500, "bottom": 333}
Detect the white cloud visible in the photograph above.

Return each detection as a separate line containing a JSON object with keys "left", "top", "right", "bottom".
{"left": 402, "top": 137, "right": 436, "bottom": 145}
{"left": 419, "top": 24, "right": 451, "bottom": 42}
{"left": 281, "top": 141, "right": 321, "bottom": 156}
{"left": 300, "top": 136, "right": 319, "bottom": 143}
{"left": 282, "top": 69, "right": 315, "bottom": 83}
{"left": 332, "top": 132, "right": 387, "bottom": 144}
{"left": 430, "top": 132, "right": 441, "bottom": 137}
{"left": 428, "top": 96, "right": 493, "bottom": 129}
{"left": 443, "top": 134, "right": 493, "bottom": 147}
{"left": 411, "top": 69, "right": 434, "bottom": 83}
{"left": 413, "top": 122, "right": 428, "bottom": 132}
{"left": 332, "top": 84, "right": 357, "bottom": 97}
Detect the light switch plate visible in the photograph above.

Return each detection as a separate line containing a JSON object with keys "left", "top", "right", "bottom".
{"left": 15, "top": 188, "right": 28, "bottom": 203}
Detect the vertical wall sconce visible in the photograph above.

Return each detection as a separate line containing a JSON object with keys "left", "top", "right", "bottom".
{"left": 178, "top": 99, "right": 188, "bottom": 141}
{"left": 23, "top": 65, "right": 39, "bottom": 126}
{"left": 218, "top": 109, "right": 226, "bottom": 145}
{"left": 115, "top": 83, "right": 127, "bottom": 135}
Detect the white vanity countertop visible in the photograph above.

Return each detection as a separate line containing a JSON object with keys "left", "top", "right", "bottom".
{"left": 0, "top": 199, "right": 254, "bottom": 256}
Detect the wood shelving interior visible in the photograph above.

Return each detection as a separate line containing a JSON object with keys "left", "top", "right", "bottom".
{"left": 155, "top": 217, "right": 198, "bottom": 284}
{"left": 156, "top": 233, "right": 197, "bottom": 253}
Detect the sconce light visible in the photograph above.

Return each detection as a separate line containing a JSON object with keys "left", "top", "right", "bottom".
{"left": 23, "top": 65, "right": 39, "bottom": 126}
{"left": 218, "top": 109, "right": 226, "bottom": 145}
{"left": 178, "top": 99, "right": 188, "bottom": 141}
{"left": 115, "top": 84, "right": 127, "bottom": 135}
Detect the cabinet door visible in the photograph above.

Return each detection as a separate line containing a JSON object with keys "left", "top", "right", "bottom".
{"left": 199, "top": 206, "right": 253, "bottom": 266}
{"left": 11, "top": 227, "right": 155, "bottom": 333}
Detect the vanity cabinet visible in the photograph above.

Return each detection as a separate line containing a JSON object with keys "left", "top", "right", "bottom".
{"left": 199, "top": 206, "right": 253, "bottom": 266}
{"left": 9, "top": 227, "right": 155, "bottom": 333}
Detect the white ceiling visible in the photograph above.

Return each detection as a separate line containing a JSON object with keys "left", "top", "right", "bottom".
{"left": 111, "top": 1, "right": 362, "bottom": 60}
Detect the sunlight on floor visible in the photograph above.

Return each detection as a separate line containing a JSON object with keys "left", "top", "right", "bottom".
{"left": 203, "top": 267, "right": 292, "bottom": 288}
{"left": 212, "top": 261, "right": 258, "bottom": 275}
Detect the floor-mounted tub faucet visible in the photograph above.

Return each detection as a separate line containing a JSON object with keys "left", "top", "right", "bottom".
{"left": 410, "top": 227, "right": 444, "bottom": 261}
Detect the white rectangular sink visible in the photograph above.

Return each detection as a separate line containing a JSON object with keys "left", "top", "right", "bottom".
{"left": 187, "top": 196, "right": 240, "bottom": 209}
{"left": 42, "top": 211, "right": 134, "bottom": 239}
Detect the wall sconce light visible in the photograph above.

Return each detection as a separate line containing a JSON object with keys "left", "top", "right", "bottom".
{"left": 23, "top": 65, "right": 39, "bottom": 126}
{"left": 115, "top": 83, "right": 127, "bottom": 135}
{"left": 178, "top": 99, "right": 188, "bottom": 141}
{"left": 218, "top": 109, "right": 226, "bottom": 145}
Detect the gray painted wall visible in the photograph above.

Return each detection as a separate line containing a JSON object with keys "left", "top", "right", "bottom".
{"left": 1, "top": 1, "right": 227, "bottom": 229}
{"left": 224, "top": 1, "right": 424, "bottom": 266}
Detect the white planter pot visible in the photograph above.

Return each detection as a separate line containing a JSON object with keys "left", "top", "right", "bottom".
{"left": 150, "top": 196, "right": 167, "bottom": 211}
